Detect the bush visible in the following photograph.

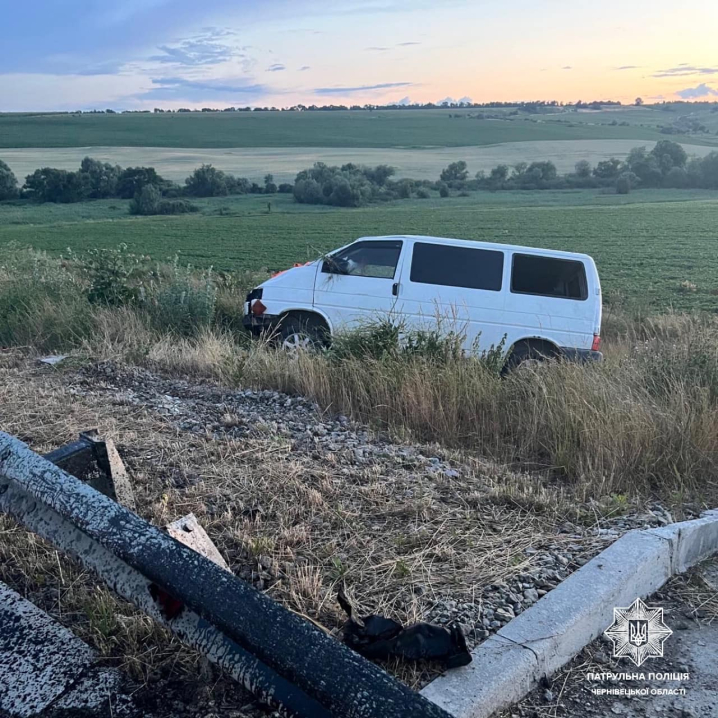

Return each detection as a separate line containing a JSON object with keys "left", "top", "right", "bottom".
{"left": 438, "top": 183, "right": 450, "bottom": 197}
{"left": 84, "top": 245, "right": 138, "bottom": 306}
{"left": 415, "top": 188, "right": 430, "bottom": 199}
{"left": 130, "top": 185, "right": 197, "bottom": 215}
{"left": 264, "top": 174, "right": 278, "bottom": 193}
{"left": 146, "top": 260, "right": 216, "bottom": 337}
{"left": 0, "top": 160, "right": 19, "bottom": 200}
{"left": 278, "top": 183, "right": 293, "bottom": 193}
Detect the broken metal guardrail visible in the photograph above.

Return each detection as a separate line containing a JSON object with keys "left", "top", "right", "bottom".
{"left": 0, "top": 432, "right": 452, "bottom": 718}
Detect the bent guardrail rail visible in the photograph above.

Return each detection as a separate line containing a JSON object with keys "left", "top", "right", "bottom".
{"left": 0, "top": 432, "right": 452, "bottom": 718}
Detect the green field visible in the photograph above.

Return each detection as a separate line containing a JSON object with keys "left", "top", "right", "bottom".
{"left": 2, "top": 190, "right": 717, "bottom": 312}
{"left": 2, "top": 109, "right": 716, "bottom": 149}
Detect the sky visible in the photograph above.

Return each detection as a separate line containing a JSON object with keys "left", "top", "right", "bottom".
{"left": 1, "top": 0, "right": 718, "bottom": 111}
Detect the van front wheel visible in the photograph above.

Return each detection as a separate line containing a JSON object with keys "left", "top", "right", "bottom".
{"left": 277, "top": 316, "right": 327, "bottom": 355}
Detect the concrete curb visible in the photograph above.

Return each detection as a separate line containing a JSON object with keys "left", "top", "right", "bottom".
{"left": 421, "top": 510, "right": 718, "bottom": 718}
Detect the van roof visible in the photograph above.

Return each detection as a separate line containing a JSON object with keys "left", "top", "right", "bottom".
{"left": 358, "top": 235, "right": 593, "bottom": 262}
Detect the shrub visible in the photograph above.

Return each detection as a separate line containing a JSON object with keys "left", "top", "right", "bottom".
{"left": 616, "top": 174, "right": 632, "bottom": 195}
{"left": 0, "top": 160, "right": 19, "bottom": 200}
{"left": 278, "top": 183, "right": 293, "bottom": 193}
{"left": 438, "top": 183, "right": 450, "bottom": 197}
{"left": 130, "top": 185, "right": 197, "bottom": 215}
{"left": 264, "top": 174, "right": 278, "bottom": 193}
{"left": 84, "top": 245, "right": 138, "bottom": 306}
{"left": 146, "top": 261, "right": 216, "bottom": 337}
{"left": 415, "top": 188, "right": 430, "bottom": 199}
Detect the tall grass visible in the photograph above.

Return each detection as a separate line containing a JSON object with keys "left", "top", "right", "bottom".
{"left": 2, "top": 246, "right": 717, "bottom": 501}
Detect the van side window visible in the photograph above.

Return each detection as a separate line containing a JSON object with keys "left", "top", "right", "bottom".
{"left": 511, "top": 254, "right": 588, "bottom": 300}
{"left": 322, "top": 240, "right": 402, "bottom": 279}
{"left": 409, "top": 242, "right": 504, "bottom": 291}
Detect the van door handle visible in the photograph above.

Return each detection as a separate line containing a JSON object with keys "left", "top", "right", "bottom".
{"left": 392, "top": 282, "right": 399, "bottom": 296}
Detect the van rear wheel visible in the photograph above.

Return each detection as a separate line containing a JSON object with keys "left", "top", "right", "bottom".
{"left": 503, "top": 342, "right": 558, "bottom": 374}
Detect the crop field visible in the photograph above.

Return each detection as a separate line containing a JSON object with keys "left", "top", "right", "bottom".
{"left": 3, "top": 109, "right": 717, "bottom": 149}
{"left": 2, "top": 189, "right": 717, "bottom": 312}
{"left": 2, "top": 139, "right": 715, "bottom": 185}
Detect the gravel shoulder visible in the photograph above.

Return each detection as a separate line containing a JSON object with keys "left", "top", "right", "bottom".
{"left": 0, "top": 351, "right": 705, "bottom": 716}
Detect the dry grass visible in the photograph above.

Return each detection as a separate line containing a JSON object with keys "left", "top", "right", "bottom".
{"left": 0, "top": 350, "right": 597, "bottom": 691}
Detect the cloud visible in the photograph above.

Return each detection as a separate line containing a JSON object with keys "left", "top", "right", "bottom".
{"left": 267, "top": 63, "right": 286, "bottom": 72}
{"left": 140, "top": 76, "right": 268, "bottom": 101}
{"left": 615, "top": 65, "right": 640, "bottom": 71}
{"left": 314, "top": 82, "right": 412, "bottom": 95}
{"left": 366, "top": 41, "right": 421, "bottom": 51}
{"left": 675, "top": 83, "right": 718, "bottom": 99}
{"left": 562, "top": 66, "right": 572, "bottom": 70}
{"left": 654, "top": 65, "right": 718, "bottom": 78}
{"left": 299, "top": 66, "right": 311, "bottom": 71}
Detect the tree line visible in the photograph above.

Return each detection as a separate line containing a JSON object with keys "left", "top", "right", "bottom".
{"left": 0, "top": 159, "right": 292, "bottom": 213}
{"left": 1, "top": 141, "right": 716, "bottom": 212}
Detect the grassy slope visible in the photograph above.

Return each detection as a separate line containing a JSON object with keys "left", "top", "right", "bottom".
{"left": 2, "top": 190, "right": 717, "bottom": 311}
{"left": 1, "top": 109, "right": 715, "bottom": 149}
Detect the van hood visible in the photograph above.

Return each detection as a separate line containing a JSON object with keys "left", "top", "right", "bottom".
{"left": 260, "top": 261, "right": 318, "bottom": 290}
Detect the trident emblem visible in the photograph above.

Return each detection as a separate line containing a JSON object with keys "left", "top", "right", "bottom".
{"left": 629, "top": 620, "right": 648, "bottom": 646}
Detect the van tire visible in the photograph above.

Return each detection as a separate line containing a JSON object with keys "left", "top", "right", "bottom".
{"left": 503, "top": 340, "right": 558, "bottom": 374}
{"left": 277, "top": 314, "right": 329, "bottom": 354}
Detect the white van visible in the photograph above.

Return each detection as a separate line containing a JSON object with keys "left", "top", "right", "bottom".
{"left": 243, "top": 235, "right": 602, "bottom": 367}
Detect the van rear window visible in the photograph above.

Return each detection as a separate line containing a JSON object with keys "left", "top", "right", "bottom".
{"left": 511, "top": 254, "right": 588, "bottom": 300}
{"left": 410, "top": 242, "right": 504, "bottom": 291}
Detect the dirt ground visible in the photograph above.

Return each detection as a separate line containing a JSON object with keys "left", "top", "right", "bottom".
{"left": 0, "top": 350, "right": 708, "bottom": 717}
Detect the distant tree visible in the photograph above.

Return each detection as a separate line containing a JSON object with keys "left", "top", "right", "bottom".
{"left": 185, "top": 164, "right": 229, "bottom": 197}
{"left": 635, "top": 97, "right": 644, "bottom": 106}
{"left": 78, "top": 156, "right": 122, "bottom": 198}
{"left": 277, "top": 183, "right": 294, "bottom": 193}
{"left": 0, "top": 159, "right": 19, "bottom": 200}
{"left": 664, "top": 166, "right": 689, "bottom": 188}
{"left": 23, "top": 168, "right": 84, "bottom": 203}
{"left": 117, "top": 167, "right": 165, "bottom": 199}
{"left": 593, "top": 158, "right": 622, "bottom": 180}
{"left": 264, "top": 173, "right": 278, "bottom": 193}
{"left": 439, "top": 161, "right": 469, "bottom": 183}
{"left": 524, "top": 161, "right": 557, "bottom": 183}
{"left": 625, "top": 146, "right": 662, "bottom": 186}
{"left": 650, "top": 140, "right": 688, "bottom": 172}
{"left": 574, "top": 159, "right": 592, "bottom": 178}
{"left": 616, "top": 174, "right": 632, "bottom": 194}
{"left": 438, "top": 182, "right": 450, "bottom": 197}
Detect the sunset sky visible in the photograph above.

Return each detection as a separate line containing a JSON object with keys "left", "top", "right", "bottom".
{"left": 2, "top": 0, "right": 717, "bottom": 111}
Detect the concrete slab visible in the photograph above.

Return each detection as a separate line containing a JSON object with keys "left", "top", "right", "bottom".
{"left": 0, "top": 582, "right": 95, "bottom": 718}
{"left": 166, "top": 513, "right": 229, "bottom": 571}
{"left": 422, "top": 512, "right": 718, "bottom": 718}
